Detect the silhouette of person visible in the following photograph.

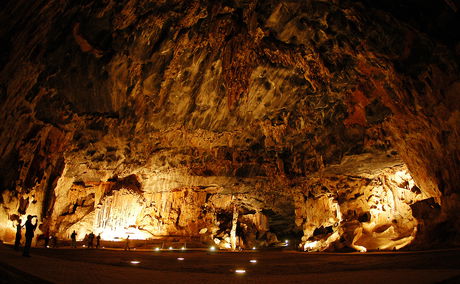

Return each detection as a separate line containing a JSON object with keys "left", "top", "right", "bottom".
{"left": 23, "top": 215, "right": 37, "bottom": 257}
{"left": 14, "top": 219, "right": 23, "bottom": 250}
{"left": 96, "top": 234, "right": 101, "bottom": 249}
{"left": 44, "top": 230, "right": 50, "bottom": 248}
{"left": 71, "top": 230, "right": 77, "bottom": 248}
{"left": 88, "top": 232, "right": 95, "bottom": 248}
{"left": 124, "top": 235, "right": 130, "bottom": 251}
{"left": 51, "top": 235, "right": 58, "bottom": 248}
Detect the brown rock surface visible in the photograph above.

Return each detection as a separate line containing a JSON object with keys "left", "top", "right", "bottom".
{"left": 0, "top": 0, "right": 458, "bottom": 250}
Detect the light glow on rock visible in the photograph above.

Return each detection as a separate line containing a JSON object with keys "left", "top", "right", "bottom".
{"left": 235, "top": 269, "right": 246, "bottom": 274}
{"left": 249, "top": 260, "right": 257, "bottom": 263}
{"left": 356, "top": 246, "right": 367, "bottom": 252}
{"left": 304, "top": 241, "right": 318, "bottom": 250}
{"left": 94, "top": 189, "right": 149, "bottom": 241}
{"left": 96, "top": 227, "right": 151, "bottom": 241}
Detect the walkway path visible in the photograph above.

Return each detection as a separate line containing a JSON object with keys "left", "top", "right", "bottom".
{"left": 1, "top": 244, "right": 459, "bottom": 283}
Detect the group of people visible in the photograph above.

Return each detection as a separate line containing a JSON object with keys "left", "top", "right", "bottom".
{"left": 14, "top": 215, "right": 38, "bottom": 257}
{"left": 14, "top": 216, "right": 104, "bottom": 256}
{"left": 68, "top": 230, "right": 102, "bottom": 248}
{"left": 84, "top": 232, "right": 101, "bottom": 249}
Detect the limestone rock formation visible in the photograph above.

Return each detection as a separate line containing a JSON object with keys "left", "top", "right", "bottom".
{"left": 295, "top": 166, "right": 424, "bottom": 251}
{"left": 0, "top": 0, "right": 458, "bottom": 251}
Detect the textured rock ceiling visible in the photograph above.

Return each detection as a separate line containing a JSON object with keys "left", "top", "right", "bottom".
{"left": 0, "top": 0, "right": 459, "bottom": 251}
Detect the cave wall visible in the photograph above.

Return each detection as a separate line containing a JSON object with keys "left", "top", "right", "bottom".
{"left": 295, "top": 166, "right": 424, "bottom": 251}
{"left": 44, "top": 172, "right": 296, "bottom": 249}
{"left": 0, "top": 0, "right": 459, "bottom": 250}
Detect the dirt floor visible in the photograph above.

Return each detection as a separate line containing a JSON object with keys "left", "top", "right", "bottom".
{"left": 0, "top": 244, "right": 459, "bottom": 284}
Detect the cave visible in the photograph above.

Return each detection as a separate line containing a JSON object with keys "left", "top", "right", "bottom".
{"left": 0, "top": 0, "right": 459, "bottom": 282}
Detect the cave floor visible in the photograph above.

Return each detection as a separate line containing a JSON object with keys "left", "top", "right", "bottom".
{"left": 1, "top": 244, "right": 459, "bottom": 284}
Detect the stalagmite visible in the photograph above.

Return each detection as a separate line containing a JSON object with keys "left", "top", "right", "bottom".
{"left": 230, "top": 199, "right": 239, "bottom": 250}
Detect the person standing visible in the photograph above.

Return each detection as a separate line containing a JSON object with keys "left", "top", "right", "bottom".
{"left": 88, "top": 232, "right": 94, "bottom": 248}
{"left": 51, "top": 235, "right": 58, "bottom": 248}
{"left": 23, "top": 215, "right": 37, "bottom": 257}
{"left": 96, "top": 234, "right": 101, "bottom": 249}
{"left": 14, "top": 219, "right": 23, "bottom": 250}
{"left": 124, "top": 235, "right": 130, "bottom": 251}
{"left": 71, "top": 230, "right": 77, "bottom": 248}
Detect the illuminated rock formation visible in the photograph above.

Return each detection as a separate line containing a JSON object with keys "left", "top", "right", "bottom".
{"left": 296, "top": 166, "right": 425, "bottom": 251}
{"left": 0, "top": 0, "right": 458, "bottom": 251}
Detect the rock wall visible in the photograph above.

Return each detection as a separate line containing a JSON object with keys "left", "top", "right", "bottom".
{"left": 0, "top": 0, "right": 458, "bottom": 250}
{"left": 295, "top": 166, "right": 425, "bottom": 251}
{"left": 42, "top": 172, "right": 296, "bottom": 249}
